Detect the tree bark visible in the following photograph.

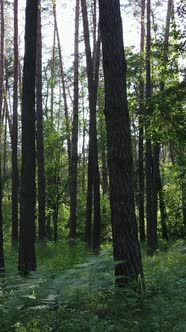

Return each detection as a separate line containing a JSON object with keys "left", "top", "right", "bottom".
{"left": 11, "top": 0, "right": 19, "bottom": 247}
{"left": 99, "top": 0, "right": 143, "bottom": 287}
{"left": 146, "top": 0, "right": 157, "bottom": 255}
{"left": 0, "top": 0, "right": 4, "bottom": 272}
{"left": 19, "top": 0, "right": 38, "bottom": 273}
{"left": 81, "top": 0, "right": 101, "bottom": 251}
{"left": 36, "top": 0, "right": 46, "bottom": 240}
{"left": 69, "top": 0, "right": 80, "bottom": 240}
{"left": 138, "top": 0, "right": 145, "bottom": 242}
{"left": 156, "top": 0, "right": 173, "bottom": 241}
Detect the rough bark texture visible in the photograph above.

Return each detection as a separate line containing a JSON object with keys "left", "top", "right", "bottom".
{"left": 69, "top": 0, "right": 80, "bottom": 240}
{"left": 138, "top": 0, "right": 145, "bottom": 242}
{"left": 81, "top": 0, "right": 101, "bottom": 251}
{"left": 11, "top": 0, "right": 19, "bottom": 247}
{"left": 19, "top": 0, "right": 38, "bottom": 272}
{"left": 0, "top": 0, "right": 5, "bottom": 272}
{"left": 36, "top": 1, "right": 46, "bottom": 240}
{"left": 99, "top": 0, "right": 143, "bottom": 286}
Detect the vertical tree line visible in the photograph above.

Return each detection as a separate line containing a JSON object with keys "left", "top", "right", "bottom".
{"left": 99, "top": 0, "right": 143, "bottom": 286}
{"left": 0, "top": 0, "right": 4, "bottom": 272}
{"left": 19, "top": 0, "right": 38, "bottom": 273}
{"left": 81, "top": 0, "right": 101, "bottom": 252}
{"left": 11, "top": 0, "right": 19, "bottom": 247}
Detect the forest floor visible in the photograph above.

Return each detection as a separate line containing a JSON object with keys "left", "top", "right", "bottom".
{"left": 0, "top": 240, "right": 186, "bottom": 332}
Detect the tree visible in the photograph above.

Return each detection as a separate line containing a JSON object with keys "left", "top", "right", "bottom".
{"left": 81, "top": 0, "right": 101, "bottom": 251}
{"left": 138, "top": 0, "right": 146, "bottom": 242}
{"left": 18, "top": 0, "right": 38, "bottom": 272}
{"left": 157, "top": 0, "right": 173, "bottom": 241}
{"left": 69, "top": 0, "right": 80, "bottom": 240}
{"left": 36, "top": 0, "right": 46, "bottom": 240}
{"left": 53, "top": 1, "right": 71, "bottom": 175}
{"left": 11, "top": 0, "right": 19, "bottom": 247}
{"left": 99, "top": 0, "right": 143, "bottom": 286}
{"left": 145, "top": 0, "right": 157, "bottom": 255}
{"left": 0, "top": 0, "right": 5, "bottom": 272}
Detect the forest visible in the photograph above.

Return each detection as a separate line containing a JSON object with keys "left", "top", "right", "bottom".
{"left": 0, "top": 0, "right": 185, "bottom": 331}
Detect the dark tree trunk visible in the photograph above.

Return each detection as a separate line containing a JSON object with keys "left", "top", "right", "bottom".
{"left": 151, "top": 144, "right": 159, "bottom": 249}
{"left": 0, "top": 0, "right": 5, "bottom": 273}
{"left": 138, "top": 0, "right": 145, "bottom": 242}
{"left": 99, "top": 0, "right": 143, "bottom": 287}
{"left": 18, "top": 0, "right": 38, "bottom": 273}
{"left": 36, "top": 1, "right": 46, "bottom": 240}
{"left": 12, "top": 0, "right": 19, "bottom": 247}
{"left": 156, "top": 0, "right": 173, "bottom": 241}
{"left": 146, "top": 0, "right": 157, "bottom": 255}
{"left": 101, "top": 146, "right": 109, "bottom": 195}
{"left": 81, "top": 0, "right": 101, "bottom": 252}
{"left": 82, "top": 93, "right": 86, "bottom": 192}
{"left": 69, "top": 0, "right": 80, "bottom": 240}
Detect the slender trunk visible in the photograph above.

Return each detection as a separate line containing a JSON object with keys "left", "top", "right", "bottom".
{"left": 146, "top": 0, "right": 156, "bottom": 255}
{"left": 138, "top": 0, "right": 145, "bottom": 242}
{"left": 156, "top": 0, "right": 173, "bottom": 241}
{"left": 82, "top": 92, "right": 86, "bottom": 192}
{"left": 53, "top": 3, "right": 71, "bottom": 173}
{"left": 5, "top": 97, "right": 12, "bottom": 148}
{"left": 101, "top": 145, "right": 108, "bottom": 195}
{"left": 0, "top": 0, "right": 5, "bottom": 272}
{"left": 12, "top": 0, "right": 19, "bottom": 247}
{"left": 36, "top": 1, "right": 46, "bottom": 240}
{"left": 69, "top": 0, "right": 80, "bottom": 240}
{"left": 50, "top": 25, "right": 56, "bottom": 124}
{"left": 19, "top": 0, "right": 38, "bottom": 273}
{"left": 3, "top": 106, "right": 7, "bottom": 184}
{"left": 99, "top": 0, "right": 143, "bottom": 287}
{"left": 81, "top": 0, "right": 101, "bottom": 251}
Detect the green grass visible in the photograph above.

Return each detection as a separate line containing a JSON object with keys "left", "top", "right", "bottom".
{"left": 0, "top": 240, "right": 186, "bottom": 331}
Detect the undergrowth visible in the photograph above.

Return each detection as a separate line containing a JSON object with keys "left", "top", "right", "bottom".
{"left": 0, "top": 240, "right": 186, "bottom": 331}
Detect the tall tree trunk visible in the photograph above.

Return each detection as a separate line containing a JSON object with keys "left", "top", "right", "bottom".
{"left": 3, "top": 105, "right": 7, "bottom": 189}
{"left": 81, "top": 0, "right": 101, "bottom": 252}
{"left": 138, "top": 0, "right": 145, "bottom": 242}
{"left": 53, "top": 2, "right": 71, "bottom": 174}
{"left": 50, "top": 25, "right": 56, "bottom": 124}
{"left": 69, "top": 0, "right": 80, "bottom": 240}
{"left": 99, "top": 0, "right": 143, "bottom": 287}
{"left": 146, "top": 0, "right": 156, "bottom": 255}
{"left": 82, "top": 91, "right": 86, "bottom": 193}
{"left": 18, "top": 0, "right": 38, "bottom": 273}
{"left": 157, "top": 0, "right": 173, "bottom": 240}
{"left": 36, "top": 1, "right": 46, "bottom": 240}
{"left": 0, "top": 0, "right": 5, "bottom": 272}
{"left": 12, "top": 0, "right": 19, "bottom": 247}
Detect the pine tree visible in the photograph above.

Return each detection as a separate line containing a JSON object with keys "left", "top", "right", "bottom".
{"left": 99, "top": 0, "right": 144, "bottom": 286}
{"left": 19, "top": 0, "right": 38, "bottom": 273}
